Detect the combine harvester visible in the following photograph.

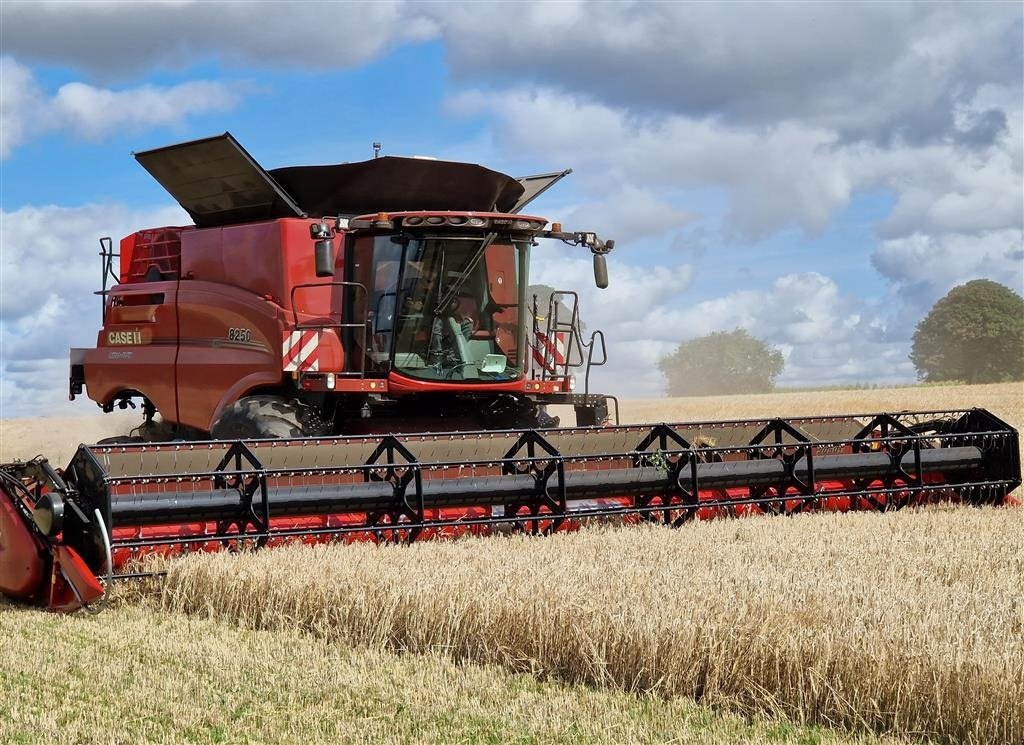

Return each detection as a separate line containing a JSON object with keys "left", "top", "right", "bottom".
{"left": 1, "top": 134, "right": 1020, "bottom": 611}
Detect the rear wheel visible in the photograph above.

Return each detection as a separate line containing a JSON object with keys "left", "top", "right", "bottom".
{"left": 211, "top": 396, "right": 310, "bottom": 440}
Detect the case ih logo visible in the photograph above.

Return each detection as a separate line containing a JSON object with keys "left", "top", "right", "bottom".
{"left": 107, "top": 329, "right": 142, "bottom": 345}
{"left": 282, "top": 330, "right": 320, "bottom": 372}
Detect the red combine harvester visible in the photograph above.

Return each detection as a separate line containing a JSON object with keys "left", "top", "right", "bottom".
{"left": 1, "top": 133, "right": 1020, "bottom": 611}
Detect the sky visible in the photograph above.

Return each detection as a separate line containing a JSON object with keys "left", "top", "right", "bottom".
{"left": 1, "top": 1, "right": 1022, "bottom": 418}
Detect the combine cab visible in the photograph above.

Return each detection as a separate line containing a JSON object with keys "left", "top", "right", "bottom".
{"left": 1, "top": 133, "right": 1020, "bottom": 611}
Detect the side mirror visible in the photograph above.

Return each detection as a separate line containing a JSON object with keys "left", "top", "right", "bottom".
{"left": 593, "top": 253, "right": 608, "bottom": 289}
{"left": 315, "top": 238, "right": 335, "bottom": 277}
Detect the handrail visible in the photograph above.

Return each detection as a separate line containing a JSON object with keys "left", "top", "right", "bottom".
{"left": 96, "top": 237, "right": 119, "bottom": 323}
{"left": 583, "top": 329, "right": 608, "bottom": 395}
{"left": 289, "top": 281, "right": 371, "bottom": 377}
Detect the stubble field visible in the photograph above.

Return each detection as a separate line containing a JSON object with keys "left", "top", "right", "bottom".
{"left": 1, "top": 382, "right": 1021, "bottom": 744}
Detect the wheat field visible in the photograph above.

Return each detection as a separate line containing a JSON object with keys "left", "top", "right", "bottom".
{"left": 154, "top": 507, "right": 1023, "bottom": 744}
{"left": 3, "top": 603, "right": 899, "bottom": 745}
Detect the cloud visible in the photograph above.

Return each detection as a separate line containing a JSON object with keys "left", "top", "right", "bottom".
{"left": 451, "top": 88, "right": 857, "bottom": 239}
{"left": 563, "top": 185, "right": 697, "bottom": 240}
{"left": 52, "top": 80, "right": 241, "bottom": 140}
{"left": 435, "top": 2, "right": 1021, "bottom": 145}
{"left": 526, "top": 252, "right": 911, "bottom": 396}
{"left": 0, "top": 202, "right": 189, "bottom": 417}
{"left": 5, "top": 2, "right": 1019, "bottom": 146}
{"left": 871, "top": 229, "right": 1024, "bottom": 309}
{"left": 529, "top": 253, "right": 696, "bottom": 396}
{"left": 0, "top": 56, "right": 244, "bottom": 158}
{"left": 0, "top": 57, "right": 44, "bottom": 158}
{"left": 1, "top": 1, "right": 434, "bottom": 78}
{"left": 453, "top": 85, "right": 1022, "bottom": 255}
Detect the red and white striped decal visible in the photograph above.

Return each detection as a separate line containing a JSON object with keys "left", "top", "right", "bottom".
{"left": 282, "top": 330, "right": 320, "bottom": 372}
{"left": 531, "top": 330, "right": 567, "bottom": 373}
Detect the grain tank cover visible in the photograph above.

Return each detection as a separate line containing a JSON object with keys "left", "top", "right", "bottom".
{"left": 134, "top": 133, "right": 304, "bottom": 228}
{"left": 508, "top": 169, "right": 572, "bottom": 213}
{"left": 135, "top": 132, "right": 568, "bottom": 226}
{"left": 270, "top": 157, "right": 525, "bottom": 215}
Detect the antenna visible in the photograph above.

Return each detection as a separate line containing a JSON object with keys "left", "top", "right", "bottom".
{"left": 372, "top": 141, "right": 382, "bottom": 159}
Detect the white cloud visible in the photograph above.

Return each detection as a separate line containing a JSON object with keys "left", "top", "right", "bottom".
{"left": 528, "top": 260, "right": 921, "bottom": 401}
{"left": 526, "top": 253, "right": 910, "bottom": 396}
{"left": 1, "top": 1, "right": 434, "bottom": 77}
{"left": 435, "top": 2, "right": 1020, "bottom": 145}
{"left": 528, "top": 252, "right": 695, "bottom": 396}
{"left": 0, "top": 203, "right": 190, "bottom": 417}
{"left": 452, "top": 88, "right": 856, "bottom": 239}
{"left": 0, "top": 57, "right": 44, "bottom": 158}
{"left": 871, "top": 229, "right": 1024, "bottom": 308}
{"left": 5, "top": 3, "right": 1018, "bottom": 147}
{"left": 848, "top": 88, "right": 1023, "bottom": 240}
{"left": 653, "top": 274, "right": 920, "bottom": 388}
{"left": 657, "top": 273, "right": 846, "bottom": 347}
{"left": 453, "top": 86, "right": 1022, "bottom": 299}
{"left": 563, "top": 185, "right": 697, "bottom": 240}
{"left": 52, "top": 80, "right": 240, "bottom": 140}
{"left": 0, "top": 56, "right": 243, "bottom": 158}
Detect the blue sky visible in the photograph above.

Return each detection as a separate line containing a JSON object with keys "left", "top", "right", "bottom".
{"left": 1, "top": 1, "right": 1022, "bottom": 417}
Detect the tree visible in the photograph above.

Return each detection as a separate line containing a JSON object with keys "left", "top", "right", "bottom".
{"left": 659, "top": 329, "right": 785, "bottom": 396}
{"left": 910, "top": 279, "right": 1024, "bottom": 383}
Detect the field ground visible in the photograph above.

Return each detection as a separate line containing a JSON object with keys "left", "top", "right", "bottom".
{"left": 617, "top": 381, "right": 1022, "bottom": 429}
{"left": 153, "top": 508, "right": 1023, "bottom": 745}
{"left": 0, "top": 603, "right": 897, "bottom": 745}
{"left": 1, "top": 382, "right": 1021, "bottom": 743}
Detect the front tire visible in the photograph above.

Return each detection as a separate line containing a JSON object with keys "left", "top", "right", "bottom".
{"left": 211, "top": 396, "right": 308, "bottom": 440}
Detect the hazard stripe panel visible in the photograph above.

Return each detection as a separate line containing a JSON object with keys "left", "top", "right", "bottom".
{"left": 282, "top": 330, "right": 319, "bottom": 372}
{"left": 531, "top": 331, "right": 566, "bottom": 373}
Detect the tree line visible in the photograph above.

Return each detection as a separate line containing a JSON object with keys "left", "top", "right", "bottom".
{"left": 658, "top": 279, "right": 1023, "bottom": 396}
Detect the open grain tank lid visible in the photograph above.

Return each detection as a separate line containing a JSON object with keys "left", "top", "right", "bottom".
{"left": 134, "top": 132, "right": 543, "bottom": 228}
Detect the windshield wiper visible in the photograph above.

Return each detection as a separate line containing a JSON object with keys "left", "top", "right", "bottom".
{"left": 432, "top": 232, "right": 497, "bottom": 315}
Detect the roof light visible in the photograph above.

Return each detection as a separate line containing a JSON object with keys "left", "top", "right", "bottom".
{"left": 468, "top": 217, "right": 487, "bottom": 227}
{"left": 404, "top": 216, "right": 424, "bottom": 226}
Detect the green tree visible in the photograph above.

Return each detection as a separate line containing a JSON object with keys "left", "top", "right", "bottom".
{"left": 659, "top": 329, "right": 785, "bottom": 396}
{"left": 910, "top": 279, "right": 1024, "bottom": 383}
